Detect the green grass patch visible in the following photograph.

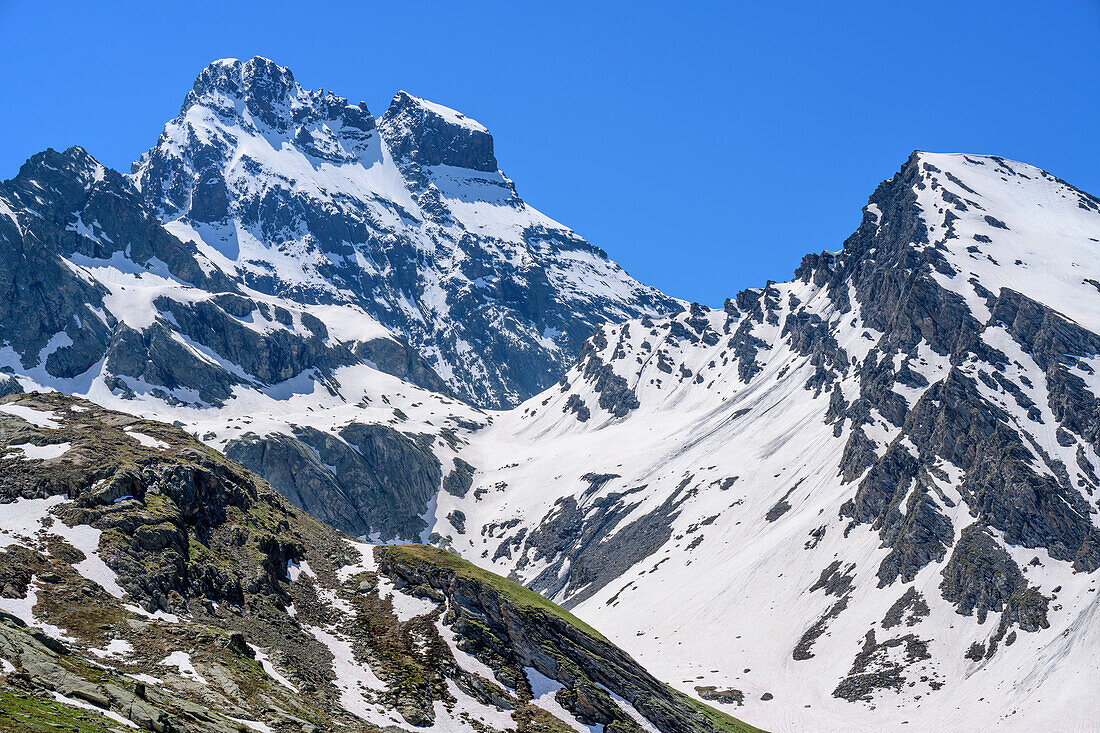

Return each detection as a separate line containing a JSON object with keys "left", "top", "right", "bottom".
{"left": 668, "top": 686, "right": 768, "bottom": 733}
{"left": 380, "top": 544, "right": 608, "bottom": 642}
{"left": 0, "top": 687, "right": 128, "bottom": 732}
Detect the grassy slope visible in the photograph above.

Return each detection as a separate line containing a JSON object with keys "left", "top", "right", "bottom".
{"left": 0, "top": 688, "right": 127, "bottom": 733}
{"left": 381, "top": 543, "right": 609, "bottom": 641}
{"left": 671, "top": 687, "right": 768, "bottom": 733}
{"left": 382, "top": 544, "right": 768, "bottom": 733}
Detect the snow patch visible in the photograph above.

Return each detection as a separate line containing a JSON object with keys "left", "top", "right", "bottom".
{"left": 0, "top": 404, "right": 61, "bottom": 428}
{"left": 161, "top": 651, "right": 208, "bottom": 685}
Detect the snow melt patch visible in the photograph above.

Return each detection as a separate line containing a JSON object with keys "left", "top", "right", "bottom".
{"left": 0, "top": 495, "right": 125, "bottom": 599}
{"left": 0, "top": 496, "right": 66, "bottom": 549}
{"left": 124, "top": 428, "right": 169, "bottom": 449}
{"left": 52, "top": 519, "right": 126, "bottom": 599}
{"left": 227, "top": 717, "right": 273, "bottom": 733}
{"left": 4, "top": 442, "right": 71, "bottom": 460}
{"left": 377, "top": 575, "right": 438, "bottom": 621}
{"left": 437, "top": 619, "right": 498, "bottom": 683}
{"left": 604, "top": 686, "right": 660, "bottom": 733}
{"left": 124, "top": 605, "right": 180, "bottom": 623}
{"left": 335, "top": 540, "right": 378, "bottom": 581}
{"left": 90, "top": 639, "right": 133, "bottom": 659}
{"left": 287, "top": 559, "right": 316, "bottom": 582}
{"left": 251, "top": 645, "right": 298, "bottom": 692}
{"left": 0, "top": 582, "right": 70, "bottom": 641}
{"left": 50, "top": 691, "right": 138, "bottom": 728}
{"left": 0, "top": 404, "right": 61, "bottom": 428}
{"left": 161, "top": 651, "right": 208, "bottom": 685}
{"left": 429, "top": 679, "right": 518, "bottom": 732}
{"left": 128, "top": 673, "right": 162, "bottom": 686}
{"left": 525, "top": 667, "right": 594, "bottom": 733}
{"left": 308, "top": 626, "right": 395, "bottom": 726}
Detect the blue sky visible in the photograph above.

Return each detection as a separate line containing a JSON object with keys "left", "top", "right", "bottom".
{"left": 1, "top": 1, "right": 1097, "bottom": 306}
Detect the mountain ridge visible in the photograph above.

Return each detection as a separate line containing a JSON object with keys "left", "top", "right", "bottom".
{"left": 424, "top": 150, "right": 1100, "bottom": 731}
{"left": 130, "top": 55, "right": 679, "bottom": 409}
{"left": 2, "top": 57, "right": 1099, "bottom": 731}
{"left": 0, "top": 391, "right": 757, "bottom": 732}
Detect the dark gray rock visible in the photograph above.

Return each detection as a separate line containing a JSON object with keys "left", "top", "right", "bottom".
{"left": 353, "top": 337, "right": 451, "bottom": 395}
{"left": 442, "top": 458, "right": 475, "bottom": 498}
{"left": 225, "top": 423, "right": 442, "bottom": 540}
{"left": 379, "top": 91, "right": 497, "bottom": 172}
{"left": 940, "top": 524, "right": 1048, "bottom": 629}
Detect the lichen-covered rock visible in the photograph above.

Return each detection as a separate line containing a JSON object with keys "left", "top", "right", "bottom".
{"left": 0, "top": 393, "right": 760, "bottom": 733}
{"left": 377, "top": 544, "right": 761, "bottom": 733}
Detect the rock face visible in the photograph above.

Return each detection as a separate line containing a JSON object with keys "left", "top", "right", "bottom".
{"left": 0, "top": 146, "right": 237, "bottom": 388}
{"left": 0, "top": 144, "right": 424, "bottom": 407}
{"left": 0, "top": 392, "right": 758, "bottom": 732}
{"left": 377, "top": 544, "right": 761, "bottom": 733}
{"left": 131, "top": 56, "right": 678, "bottom": 408}
{"left": 430, "top": 152, "right": 1100, "bottom": 731}
{"left": 225, "top": 423, "right": 444, "bottom": 540}
{"left": 0, "top": 142, "right": 473, "bottom": 539}
{"left": 379, "top": 91, "right": 497, "bottom": 172}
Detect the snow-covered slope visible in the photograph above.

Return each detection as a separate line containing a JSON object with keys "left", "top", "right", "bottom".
{"left": 430, "top": 152, "right": 1100, "bottom": 731}
{"left": 131, "top": 56, "right": 678, "bottom": 408}
{"left": 4, "top": 70, "right": 1100, "bottom": 732}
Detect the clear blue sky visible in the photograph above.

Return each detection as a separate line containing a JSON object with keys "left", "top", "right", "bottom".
{"left": 2, "top": 1, "right": 1097, "bottom": 306}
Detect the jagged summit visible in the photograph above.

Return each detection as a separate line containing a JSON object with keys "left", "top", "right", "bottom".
{"left": 386, "top": 90, "right": 490, "bottom": 134}
{"left": 797, "top": 150, "right": 1100, "bottom": 336}
{"left": 186, "top": 56, "right": 298, "bottom": 106}
{"left": 177, "top": 56, "right": 367, "bottom": 136}
{"left": 129, "top": 57, "right": 677, "bottom": 408}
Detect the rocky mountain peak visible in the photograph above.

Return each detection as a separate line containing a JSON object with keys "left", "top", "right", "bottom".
{"left": 8, "top": 147, "right": 135, "bottom": 213}
{"left": 798, "top": 150, "right": 1100, "bottom": 344}
{"left": 177, "top": 56, "right": 376, "bottom": 137}
{"left": 421, "top": 149, "right": 1100, "bottom": 730}
{"left": 183, "top": 56, "right": 299, "bottom": 128}
{"left": 378, "top": 90, "right": 497, "bottom": 171}
{"left": 125, "top": 58, "right": 676, "bottom": 408}
{"left": 13, "top": 145, "right": 101, "bottom": 184}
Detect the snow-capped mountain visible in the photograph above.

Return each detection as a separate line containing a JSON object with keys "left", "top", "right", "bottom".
{"left": 428, "top": 152, "right": 1100, "bottom": 731}
{"left": 131, "top": 57, "right": 678, "bottom": 408}
{"left": 0, "top": 56, "right": 674, "bottom": 541}
{"left": 0, "top": 143, "right": 494, "bottom": 543}
{"left": 3, "top": 54, "right": 1100, "bottom": 732}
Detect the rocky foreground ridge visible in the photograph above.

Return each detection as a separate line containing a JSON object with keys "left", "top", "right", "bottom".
{"left": 0, "top": 392, "right": 758, "bottom": 732}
